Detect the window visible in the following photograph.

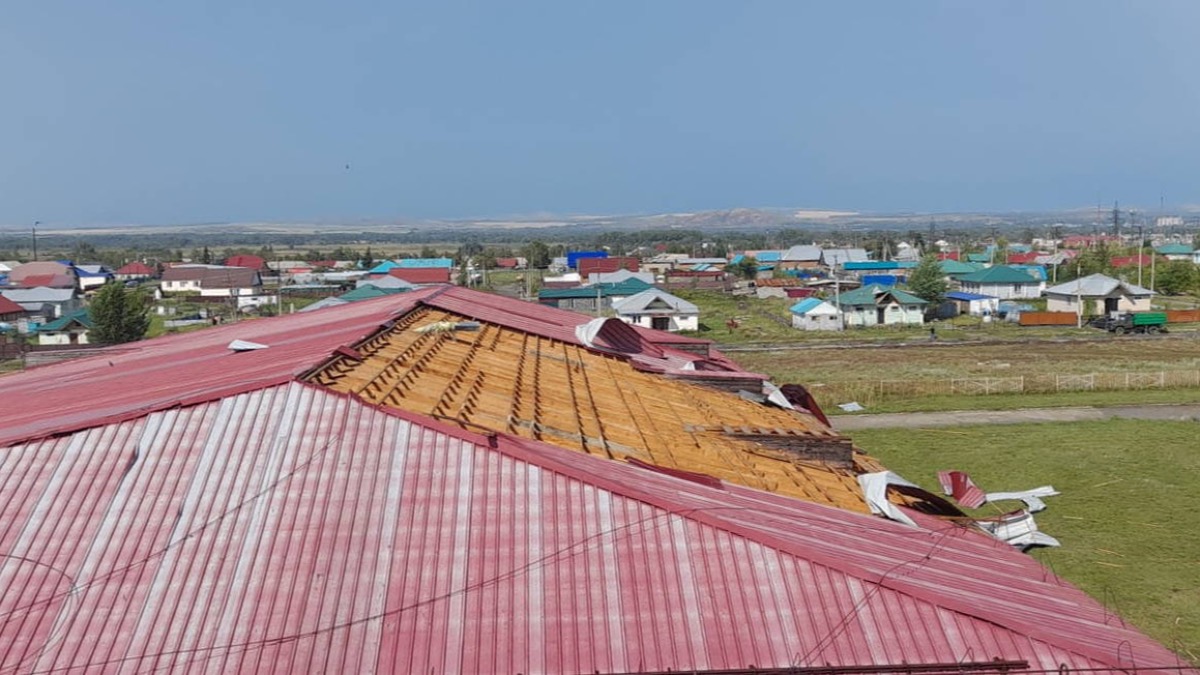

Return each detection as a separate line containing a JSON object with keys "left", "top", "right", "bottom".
{"left": 651, "top": 316, "right": 670, "bottom": 330}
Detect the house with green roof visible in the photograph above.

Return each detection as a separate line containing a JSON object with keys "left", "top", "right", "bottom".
{"left": 537, "top": 279, "right": 654, "bottom": 312}
{"left": 37, "top": 308, "right": 92, "bottom": 345}
{"left": 1154, "top": 243, "right": 1194, "bottom": 261}
{"left": 835, "top": 284, "right": 927, "bottom": 327}
{"left": 938, "top": 259, "right": 986, "bottom": 278}
{"left": 957, "top": 266, "right": 1042, "bottom": 300}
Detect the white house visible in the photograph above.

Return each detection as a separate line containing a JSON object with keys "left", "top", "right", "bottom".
{"left": 956, "top": 266, "right": 1042, "bottom": 300}
{"left": 1043, "top": 273, "right": 1154, "bottom": 315}
{"left": 789, "top": 297, "right": 842, "bottom": 331}
{"left": 36, "top": 309, "right": 92, "bottom": 345}
{"left": 1, "top": 287, "right": 80, "bottom": 319}
{"left": 162, "top": 265, "right": 263, "bottom": 296}
{"left": 611, "top": 288, "right": 699, "bottom": 332}
{"left": 836, "top": 285, "right": 926, "bottom": 327}
{"left": 943, "top": 291, "right": 1001, "bottom": 317}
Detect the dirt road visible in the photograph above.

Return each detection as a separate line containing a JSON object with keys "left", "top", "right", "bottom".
{"left": 832, "top": 403, "right": 1200, "bottom": 431}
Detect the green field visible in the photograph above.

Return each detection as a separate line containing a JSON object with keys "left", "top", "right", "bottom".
{"left": 851, "top": 420, "right": 1200, "bottom": 662}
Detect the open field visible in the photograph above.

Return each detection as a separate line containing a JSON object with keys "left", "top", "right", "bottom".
{"left": 829, "top": 388, "right": 1200, "bottom": 414}
{"left": 850, "top": 420, "right": 1200, "bottom": 663}
{"left": 737, "top": 335, "right": 1200, "bottom": 409}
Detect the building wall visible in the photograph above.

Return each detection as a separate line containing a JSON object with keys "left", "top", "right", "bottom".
{"left": 38, "top": 329, "right": 90, "bottom": 345}
{"left": 843, "top": 303, "right": 924, "bottom": 327}
{"left": 961, "top": 281, "right": 1041, "bottom": 300}
{"left": 199, "top": 286, "right": 261, "bottom": 297}
{"left": 618, "top": 312, "right": 699, "bottom": 332}
{"left": 791, "top": 312, "right": 842, "bottom": 331}
{"left": 162, "top": 279, "right": 201, "bottom": 293}
{"left": 1046, "top": 294, "right": 1151, "bottom": 314}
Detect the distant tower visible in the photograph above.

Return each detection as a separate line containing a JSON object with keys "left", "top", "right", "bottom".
{"left": 1112, "top": 201, "right": 1121, "bottom": 239}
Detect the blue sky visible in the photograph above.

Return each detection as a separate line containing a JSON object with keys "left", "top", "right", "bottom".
{"left": 2, "top": 1, "right": 1198, "bottom": 224}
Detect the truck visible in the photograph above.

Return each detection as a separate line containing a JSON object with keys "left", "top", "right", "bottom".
{"left": 1095, "top": 311, "right": 1168, "bottom": 335}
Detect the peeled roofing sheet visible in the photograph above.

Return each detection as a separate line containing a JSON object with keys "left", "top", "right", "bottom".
{"left": 0, "top": 382, "right": 1188, "bottom": 674}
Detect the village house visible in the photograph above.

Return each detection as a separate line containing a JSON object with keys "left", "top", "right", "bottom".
{"left": 114, "top": 261, "right": 156, "bottom": 282}
{"left": 956, "top": 265, "right": 1042, "bottom": 300}
{"left": 73, "top": 264, "right": 114, "bottom": 292}
{"left": 36, "top": 308, "right": 92, "bottom": 345}
{"left": 836, "top": 284, "right": 927, "bottom": 327}
{"left": 0, "top": 287, "right": 80, "bottom": 319}
{"left": 821, "top": 247, "right": 870, "bottom": 270}
{"left": 777, "top": 244, "right": 823, "bottom": 271}
{"left": 789, "top": 297, "right": 842, "bottom": 331}
{"left": 537, "top": 278, "right": 653, "bottom": 312}
{"left": 1154, "top": 243, "right": 1194, "bottom": 261}
{"left": 611, "top": 287, "right": 699, "bottom": 332}
{"left": 0, "top": 295, "right": 26, "bottom": 322}
{"left": 1043, "top": 273, "right": 1154, "bottom": 315}
{"left": 161, "top": 264, "right": 262, "bottom": 296}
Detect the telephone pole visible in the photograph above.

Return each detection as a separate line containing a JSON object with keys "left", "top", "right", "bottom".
{"left": 31, "top": 221, "right": 40, "bottom": 261}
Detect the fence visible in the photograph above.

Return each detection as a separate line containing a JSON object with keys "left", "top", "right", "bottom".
{"left": 811, "top": 369, "right": 1200, "bottom": 407}
{"left": 1019, "top": 309, "right": 1200, "bottom": 326}
{"left": 1018, "top": 312, "right": 1077, "bottom": 326}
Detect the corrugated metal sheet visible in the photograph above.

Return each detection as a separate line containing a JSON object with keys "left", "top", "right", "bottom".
{"left": 0, "top": 382, "right": 1188, "bottom": 674}
{"left": 0, "top": 290, "right": 437, "bottom": 446}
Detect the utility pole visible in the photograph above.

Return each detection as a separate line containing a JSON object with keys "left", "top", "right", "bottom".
{"left": 31, "top": 221, "right": 40, "bottom": 261}
{"left": 1112, "top": 201, "right": 1121, "bottom": 240}
{"left": 1137, "top": 225, "right": 1145, "bottom": 287}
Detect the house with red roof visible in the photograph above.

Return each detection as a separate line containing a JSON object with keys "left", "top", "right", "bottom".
{"left": 1111, "top": 253, "right": 1156, "bottom": 268}
{"left": 223, "top": 254, "right": 267, "bottom": 271}
{"left": 115, "top": 261, "right": 157, "bottom": 281}
{"left": 0, "top": 295, "right": 25, "bottom": 321}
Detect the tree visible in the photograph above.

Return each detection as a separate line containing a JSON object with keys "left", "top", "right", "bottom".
{"left": 1154, "top": 260, "right": 1199, "bottom": 295}
{"left": 89, "top": 283, "right": 150, "bottom": 345}
{"left": 520, "top": 240, "right": 552, "bottom": 268}
{"left": 907, "top": 254, "right": 949, "bottom": 308}
{"left": 730, "top": 256, "right": 759, "bottom": 281}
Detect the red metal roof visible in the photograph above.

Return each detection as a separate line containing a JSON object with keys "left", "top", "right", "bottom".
{"left": 224, "top": 254, "right": 267, "bottom": 270}
{"left": 6, "top": 261, "right": 72, "bottom": 281}
{"left": 115, "top": 261, "right": 155, "bottom": 275}
{"left": 578, "top": 256, "right": 639, "bottom": 276}
{"left": 0, "top": 381, "right": 1188, "bottom": 673}
{"left": 1111, "top": 254, "right": 1156, "bottom": 268}
{"left": 387, "top": 267, "right": 451, "bottom": 284}
{"left": 0, "top": 295, "right": 25, "bottom": 315}
{"left": 12, "top": 273, "right": 75, "bottom": 289}
{"left": 1006, "top": 252, "right": 1042, "bottom": 264}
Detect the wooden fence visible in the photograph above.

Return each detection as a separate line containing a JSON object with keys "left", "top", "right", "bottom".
{"left": 1018, "top": 312, "right": 1077, "bottom": 326}
{"left": 1019, "top": 309, "right": 1200, "bottom": 326}
{"left": 812, "top": 369, "right": 1200, "bottom": 407}
{"left": 1166, "top": 309, "right": 1200, "bottom": 323}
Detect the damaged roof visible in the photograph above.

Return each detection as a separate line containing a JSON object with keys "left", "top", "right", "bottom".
{"left": 0, "top": 381, "right": 1187, "bottom": 673}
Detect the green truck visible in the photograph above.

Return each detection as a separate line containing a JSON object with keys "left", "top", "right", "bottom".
{"left": 1096, "top": 311, "right": 1168, "bottom": 335}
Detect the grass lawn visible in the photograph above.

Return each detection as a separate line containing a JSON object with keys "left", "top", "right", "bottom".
{"left": 828, "top": 387, "right": 1200, "bottom": 414}
{"left": 850, "top": 420, "right": 1200, "bottom": 662}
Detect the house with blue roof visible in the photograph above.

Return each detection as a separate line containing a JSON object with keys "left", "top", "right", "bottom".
{"left": 789, "top": 297, "right": 842, "bottom": 331}
{"left": 942, "top": 291, "right": 1000, "bottom": 318}
{"left": 367, "top": 260, "right": 400, "bottom": 274}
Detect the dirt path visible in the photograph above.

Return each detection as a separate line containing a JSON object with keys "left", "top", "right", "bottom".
{"left": 832, "top": 404, "right": 1200, "bottom": 430}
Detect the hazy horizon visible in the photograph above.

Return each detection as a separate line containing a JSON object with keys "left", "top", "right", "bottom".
{"left": 4, "top": 1, "right": 1200, "bottom": 225}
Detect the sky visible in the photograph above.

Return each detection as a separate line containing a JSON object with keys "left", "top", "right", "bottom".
{"left": 2, "top": 0, "right": 1199, "bottom": 225}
